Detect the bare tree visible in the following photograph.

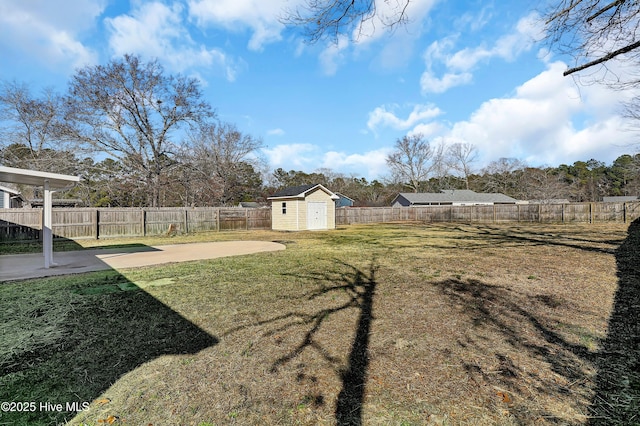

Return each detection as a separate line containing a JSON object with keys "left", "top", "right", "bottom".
{"left": 0, "top": 81, "right": 74, "bottom": 173}
{"left": 543, "top": 0, "right": 640, "bottom": 78}
{"left": 386, "top": 134, "right": 444, "bottom": 193}
{"left": 518, "top": 167, "right": 573, "bottom": 202}
{"left": 64, "top": 54, "right": 213, "bottom": 207}
{"left": 186, "top": 121, "right": 264, "bottom": 205}
{"left": 282, "top": 0, "right": 411, "bottom": 43}
{"left": 446, "top": 142, "right": 478, "bottom": 190}
{"left": 481, "top": 157, "right": 527, "bottom": 197}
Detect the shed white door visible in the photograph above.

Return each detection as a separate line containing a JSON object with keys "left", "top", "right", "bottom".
{"left": 307, "top": 202, "right": 327, "bottom": 230}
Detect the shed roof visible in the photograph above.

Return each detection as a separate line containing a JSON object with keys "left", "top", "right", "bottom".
{"left": 270, "top": 184, "right": 316, "bottom": 198}
{"left": 268, "top": 184, "right": 339, "bottom": 200}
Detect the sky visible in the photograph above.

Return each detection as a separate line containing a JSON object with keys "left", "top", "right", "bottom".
{"left": 0, "top": 0, "right": 638, "bottom": 181}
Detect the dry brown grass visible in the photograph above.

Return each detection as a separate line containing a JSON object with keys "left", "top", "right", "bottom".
{"left": 1, "top": 221, "right": 635, "bottom": 425}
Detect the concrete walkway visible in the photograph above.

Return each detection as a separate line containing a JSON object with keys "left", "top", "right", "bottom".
{"left": 0, "top": 241, "right": 286, "bottom": 281}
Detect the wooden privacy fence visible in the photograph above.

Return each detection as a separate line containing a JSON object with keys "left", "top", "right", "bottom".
{"left": 336, "top": 202, "right": 640, "bottom": 226}
{"left": 0, "top": 207, "right": 271, "bottom": 242}
{"left": 1, "top": 202, "right": 639, "bottom": 242}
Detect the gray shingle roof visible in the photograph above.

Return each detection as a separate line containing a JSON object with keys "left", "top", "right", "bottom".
{"left": 602, "top": 196, "right": 639, "bottom": 202}
{"left": 396, "top": 190, "right": 517, "bottom": 204}
{"left": 270, "top": 184, "right": 317, "bottom": 198}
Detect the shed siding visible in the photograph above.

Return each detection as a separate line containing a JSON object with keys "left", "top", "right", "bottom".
{"left": 272, "top": 199, "right": 303, "bottom": 231}
{"left": 270, "top": 186, "right": 337, "bottom": 231}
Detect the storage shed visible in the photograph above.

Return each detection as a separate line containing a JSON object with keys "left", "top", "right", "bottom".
{"left": 268, "top": 184, "right": 339, "bottom": 231}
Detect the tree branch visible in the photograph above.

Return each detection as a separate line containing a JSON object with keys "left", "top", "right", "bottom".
{"left": 564, "top": 39, "right": 640, "bottom": 75}
{"left": 586, "top": 0, "right": 625, "bottom": 23}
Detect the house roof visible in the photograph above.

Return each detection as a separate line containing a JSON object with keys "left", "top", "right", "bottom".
{"left": 335, "top": 192, "right": 354, "bottom": 202}
{"left": 238, "top": 201, "right": 262, "bottom": 208}
{"left": 603, "top": 196, "right": 639, "bottom": 202}
{"left": 268, "top": 184, "right": 339, "bottom": 200}
{"left": 29, "top": 198, "right": 84, "bottom": 207}
{"left": 0, "top": 184, "right": 22, "bottom": 195}
{"left": 395, "top": 190, "right": 517, "bottom": 204}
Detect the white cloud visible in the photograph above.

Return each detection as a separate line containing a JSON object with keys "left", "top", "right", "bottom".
{"left": 367, "top": 104, "right": 442, "bottom": 131}
{"left": 420, "top": 71, "right": 473, "bottom": 94}
{"left": 188, "top": 0, "right": 292, "bottom": 51}
{"left": 322, "top": 148, "right": 391, "bottom": 180}
{"left": 267, "top": 128, "right": 285, "bottom": 136}
{"left": 407, "top": 122, "right": 446, "bottom": 138}
{"left": 0, "top": 0, "right": 102, "bottom": 70}
{"left": 106, "top": 2, "right": 241, "bottom": 81}
{"left": 262, "top": 143, "right": 319, "bottom": 168}
{"left": 421, "top": 12, "right": 544, "bottom": 94}
{"left": 262, "top": 143, "right": 390, "bottom": 180}
{"left": 354, "top": 0, "right": 439, "bottom": 46}
{"left": 447, "top": 13, "right": 541, "bottom": 71}
{"left": 437, "top": 61, "right": 639, "bottom": 167}
{"left": 319, "top": 36, "right": 350, "bottom": 75}
{"left": 454, "top": 7, "right": 493, "bottom": 33}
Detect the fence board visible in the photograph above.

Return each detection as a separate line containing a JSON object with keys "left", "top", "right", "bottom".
{"left": 98, "top": 208, "right": 144, "bottom": 238}
{"left": 0, "top": 208, "right": 41, "bottom": 241}
{"left": 51, "top": 208, "right": 95, "bottom": 239}
{"left": 187, "top": 208, "right": 219, "bottom": 233}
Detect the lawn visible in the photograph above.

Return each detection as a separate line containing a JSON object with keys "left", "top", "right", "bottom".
{"left": 0, "top": 221, "right": 638, "bottom": 425}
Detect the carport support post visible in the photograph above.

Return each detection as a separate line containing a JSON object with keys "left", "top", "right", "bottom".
{"left": 43, "top": 179, "right": 55, "bottom": 268}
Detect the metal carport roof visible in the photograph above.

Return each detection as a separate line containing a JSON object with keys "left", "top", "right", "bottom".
{"left": 0, "top": 166, "right": 80, "bottom": 270}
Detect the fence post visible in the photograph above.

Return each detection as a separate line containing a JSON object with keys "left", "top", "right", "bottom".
{"left": 216, "top": 208, "right": 220, "bottom": 231}
{"left": 538, "top": 203, "right": 541, "bottom": 223}
{"left": 94, "top": 209, "right": 99, "bottom": 240}
{"left": 184, "top": 209, "right": 188, "bottom": 234}
{"left": 142, "top": 209, "right": 146, "bottom": 237}
{"left": 245, "top": 208, "right": 249, "bottom": 230}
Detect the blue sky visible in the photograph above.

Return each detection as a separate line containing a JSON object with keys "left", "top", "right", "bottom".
{"left": 1, "top": 0, "right": 638, "bottom": 181}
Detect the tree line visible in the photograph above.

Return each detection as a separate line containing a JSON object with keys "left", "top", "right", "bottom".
{"left": 1, "top": 55, "right": 639, "bottom": 208}
{"left": 270, "top": 150, "right": 640, "bottom": 206}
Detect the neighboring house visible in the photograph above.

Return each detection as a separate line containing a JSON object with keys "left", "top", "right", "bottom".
{"left": 268, "top": 184, "right": 339, "bottom": 231}
{"left": 602, "top": 196, "right": 639, "bottom": 203}
{"left": 392, "top": 190, "right": 518, "bottom": 207}
{"left": 335, "top": 192, "right": 355, "bottom": 208}
{"left": 29, "top": 198, "right": 84, "bottom": 208}
{"left": 237, "top": 201, "right": 263, "bottom": 208}
{"left": 0, "top": 185, "right": 24, "bottom": 208}
{"left": 527, "top": 199, "right": 571, "bottom": 204}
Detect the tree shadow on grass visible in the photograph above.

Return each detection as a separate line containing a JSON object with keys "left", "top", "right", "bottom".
{"left": 0, "top": 266, "right": 218, "bottom": 425}
{"left": 223, "top": 259, "right": 377, "bottom": 426}
{"left": 588, "top": 218, "right": 640, "bottom": 425}
{"left": 429, "top": 223, "right": 624, "bottom": 255}
{"left": 432, "top": 276, "right": 599, "bottom": 423}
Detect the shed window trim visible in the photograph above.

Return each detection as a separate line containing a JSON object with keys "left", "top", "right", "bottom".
{"left": 282, "top": 202, "right": 287, "bottom": 214}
